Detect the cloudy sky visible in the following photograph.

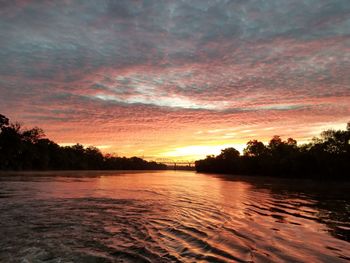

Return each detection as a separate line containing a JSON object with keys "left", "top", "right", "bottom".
{"left": 0, "top": 0, "right": 349, "bottom": 161}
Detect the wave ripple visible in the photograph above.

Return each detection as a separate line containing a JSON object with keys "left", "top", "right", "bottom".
{"left": 0, "top": 171, "right": 349, "bottom": 262}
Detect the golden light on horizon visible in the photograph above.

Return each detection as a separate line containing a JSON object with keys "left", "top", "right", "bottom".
{"left": 157, "top": 143, "right": 248, "bottom": 161}
{"left": 51, "top": 120, "right": 350, "bottom": 162}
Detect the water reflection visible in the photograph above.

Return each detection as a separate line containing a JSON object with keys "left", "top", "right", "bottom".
{"left": 0, "top": 171, "right": 349, "bottom": 262}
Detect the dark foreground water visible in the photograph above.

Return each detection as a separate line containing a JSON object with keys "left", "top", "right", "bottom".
{"left": 0, "top": 171, "right": 349, "bottom": 263}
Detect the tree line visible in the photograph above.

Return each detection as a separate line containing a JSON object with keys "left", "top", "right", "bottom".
{"left": 0, "top": 114, "right": 166, "bottom": 171}
{"left": 195, "top": 122, "right": 350, "bottom": 180}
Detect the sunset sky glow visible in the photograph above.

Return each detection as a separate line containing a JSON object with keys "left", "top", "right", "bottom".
{"left": 1, "top": 0, "right": 349, "bottom": 161}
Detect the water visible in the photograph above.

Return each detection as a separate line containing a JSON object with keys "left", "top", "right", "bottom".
{"left": 0, "top": 171, "right": 349, "bottom": 263}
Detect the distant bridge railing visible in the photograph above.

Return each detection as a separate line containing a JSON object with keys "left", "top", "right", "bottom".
{"left": 155, "top": 160, "right": 195, "bottom": 170}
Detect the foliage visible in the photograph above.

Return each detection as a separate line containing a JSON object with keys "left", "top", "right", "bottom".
{"left": 0, "top": 114, "right": 166, "bottom": 171}
{"left": 196, "top": 122, "right": 350, "bottom": 180}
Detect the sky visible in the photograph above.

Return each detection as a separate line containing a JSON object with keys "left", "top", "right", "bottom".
{"left": 0, "top": 0, "right": 349, "bottom": 161}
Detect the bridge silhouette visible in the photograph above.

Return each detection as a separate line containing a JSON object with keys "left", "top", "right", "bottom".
{"left": 155, "top": 158, "right": 195, "bottom": 170}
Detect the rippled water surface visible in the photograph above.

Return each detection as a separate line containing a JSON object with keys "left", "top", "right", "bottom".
{"left": 0, "top": 171, "right": 350, "bottom": 262}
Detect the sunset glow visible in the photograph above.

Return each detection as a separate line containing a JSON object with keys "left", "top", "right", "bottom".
{"left": 1, "top": 0, "right": 349, "bottom": 161}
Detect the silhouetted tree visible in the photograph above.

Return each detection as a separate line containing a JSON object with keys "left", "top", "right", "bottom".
{"left": 0, "top": 114, "right": 9, "bottom": 129}
{"left": 0, "top": 114, "right": 166, "bottom": 171}
{"left": 218, "top": 147, "right": 240, "bottom": 159}
{"left": 243, "top": 140, "right": 267, "bottom": 157}
{"left": 22, "top": 127, "right": 45, "bottom": 143}
{"left": 196, "top": 122, "right": 350, "bottom": 180}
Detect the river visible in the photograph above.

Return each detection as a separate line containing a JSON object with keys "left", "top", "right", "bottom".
{"left": 0, "top": 170, "right": 349, "bottom": 262}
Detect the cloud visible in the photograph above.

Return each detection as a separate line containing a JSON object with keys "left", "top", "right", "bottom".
{"left": 0, "top": 0, "right": 349, "bottom": 160}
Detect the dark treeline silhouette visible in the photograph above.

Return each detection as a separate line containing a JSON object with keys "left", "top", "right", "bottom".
{"left": 196, "top": 122, "right": 350, "bottom": 180}
{"left": 0, "top": 114, "right": 166, "bottom": 171}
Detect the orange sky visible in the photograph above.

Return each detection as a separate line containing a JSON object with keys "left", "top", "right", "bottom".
{"left": 65, "top": 122, "right": 349, "bottom": 162}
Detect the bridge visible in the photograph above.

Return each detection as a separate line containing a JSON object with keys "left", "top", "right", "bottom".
{"left": 155, "top": 159, "right": 196, "bottom": 170}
